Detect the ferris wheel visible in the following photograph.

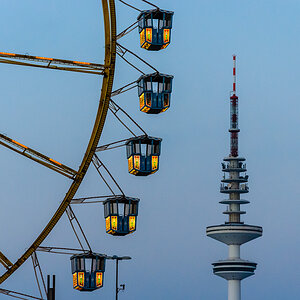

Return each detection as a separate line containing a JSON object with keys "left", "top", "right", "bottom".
{"left": 0, "top": 0, "right": 174, "bottom": 298}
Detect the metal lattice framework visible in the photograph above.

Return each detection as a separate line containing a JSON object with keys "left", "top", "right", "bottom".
{"left": 0, "top": 0, "right": 172, "bottom": 298}
{"left": 0, "top": 0, "right": 117, "bottom": 284}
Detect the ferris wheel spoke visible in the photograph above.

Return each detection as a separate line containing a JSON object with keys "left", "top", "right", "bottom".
{"left": 0, "top": 251, "right": 12, "bottom": 270}
{"left": 31, "top": 253, "right": 47, "bottom": 300}
{"left": 0, "top": 133, "right": 77, "bottom": 179}
{"left": 0, "top": 52, "right": 106, "bottom": 75}
{"left": 0, "top": 289, "right": 43, "bottom": 300}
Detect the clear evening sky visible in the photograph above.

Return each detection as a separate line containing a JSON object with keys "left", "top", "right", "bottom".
{"left": 0, "top": 0, "right": 299, "bottom": 299}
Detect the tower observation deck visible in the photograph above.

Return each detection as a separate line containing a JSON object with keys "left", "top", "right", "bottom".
{"left": 206, "top": 56, "right": 262, "bottom": 300}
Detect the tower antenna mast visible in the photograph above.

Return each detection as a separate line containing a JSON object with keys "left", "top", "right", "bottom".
{"left": 233, "top": 54, "right": 236, "bottom": 93}
{"left": 230, "top": 55, "right": 239, "bottom": 157}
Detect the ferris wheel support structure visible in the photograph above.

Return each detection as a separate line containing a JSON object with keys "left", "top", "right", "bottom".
{"left": 0, "top": 0, "right": 116, "bottom": 284}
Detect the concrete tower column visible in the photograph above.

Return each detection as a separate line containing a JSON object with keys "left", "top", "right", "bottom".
{"left": 229, "top": 245, "right": 240, "bottom": 259}
{"left": 228, "top": 280, "right": 241, "bottom": 300}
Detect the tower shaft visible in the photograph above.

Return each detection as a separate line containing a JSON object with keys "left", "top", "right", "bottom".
{"left": 228, "top": 280, "right": 241, "bottom": 300}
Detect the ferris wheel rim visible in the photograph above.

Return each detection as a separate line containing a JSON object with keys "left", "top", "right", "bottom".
{"left": 0, "top": 0, "right": 117, "bottom": 284}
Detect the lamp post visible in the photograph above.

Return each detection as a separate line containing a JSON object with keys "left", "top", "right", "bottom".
{"left": 110, "top": 255, "right": 131, "bottom": 300}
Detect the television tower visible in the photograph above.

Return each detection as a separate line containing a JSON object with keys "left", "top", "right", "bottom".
{"left": 206, "top": 56, "right": 262, "bottom": 300}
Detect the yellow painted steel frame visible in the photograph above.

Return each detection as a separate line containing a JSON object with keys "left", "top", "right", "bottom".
{"left": 0, "top": 0, "right": 116, "bottom": 284}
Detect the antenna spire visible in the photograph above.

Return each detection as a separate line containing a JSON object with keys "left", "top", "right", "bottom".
{"left": 233, "top": 54, "right": 236, "bottom": 94}
{"left": 229, "top": 55, "right": 239, "bottom": 157}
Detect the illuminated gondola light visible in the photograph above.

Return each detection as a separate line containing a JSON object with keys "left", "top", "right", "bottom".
{"left": 103, "top": 196, "right": 139, "bottom": 236}
{"left": 70, "top": 253, "right": 106, "bottom": 292}
{"left": 126, "top": 135, "right": 162, "bottom": 176}
{"left": 137, "top": 73, "right": 173, "bottom": 114}
{"left": 137, "top": 9, "right": 174, "bottom": 51}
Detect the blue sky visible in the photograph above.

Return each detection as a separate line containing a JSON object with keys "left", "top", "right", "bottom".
{"left": 1, "top": 0, "right": 300, "bottom": 299}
